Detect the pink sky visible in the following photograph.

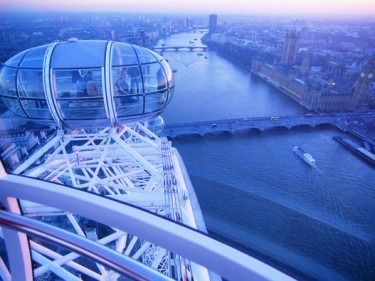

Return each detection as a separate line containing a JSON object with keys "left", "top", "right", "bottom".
{"left": 1, "top": 0, "right": 374, "bottom": 15}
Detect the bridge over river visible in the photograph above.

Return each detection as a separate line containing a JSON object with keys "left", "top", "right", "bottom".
{"left": 153, "top": 46, "right": 213, "bottom": 52}
{"left": 161, "top": 113, "right": 374, "bottom": 139}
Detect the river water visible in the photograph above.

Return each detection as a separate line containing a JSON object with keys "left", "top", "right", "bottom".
{"left": 158, "top": 32, "right": 375, "bottom": 281}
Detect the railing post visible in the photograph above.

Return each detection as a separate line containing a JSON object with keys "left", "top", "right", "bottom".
{"left": 0, "top": 194, "right": 33, "bottom": 281}
{"left": 1, "top": 162, "right": 33, "bottom": 280}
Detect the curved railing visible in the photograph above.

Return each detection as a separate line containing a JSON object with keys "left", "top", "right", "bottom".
{"left": 0, "top": 211, "right": 171, "bottom": 281}
{"left": 0, "top": 170, "right": 295, "bottom": 281}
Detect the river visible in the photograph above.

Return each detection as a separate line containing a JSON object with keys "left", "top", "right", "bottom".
{"left": 158, "top": 31, "right": 375, "bottom": 281}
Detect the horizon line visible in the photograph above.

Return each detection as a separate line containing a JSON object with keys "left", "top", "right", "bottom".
{"left": 1, "top": 10, "right": 375, "bottom": 18}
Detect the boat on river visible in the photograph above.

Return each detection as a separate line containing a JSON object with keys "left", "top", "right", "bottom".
{"left": 293, "top": 146, "right": 316, "bottom": 165}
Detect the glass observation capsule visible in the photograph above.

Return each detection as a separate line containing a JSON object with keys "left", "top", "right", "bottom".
{"left": 0, "top": 39, "right": 175, "bottom": 128}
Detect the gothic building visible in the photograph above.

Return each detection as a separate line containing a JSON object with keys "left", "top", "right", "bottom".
{"left": 281, "top": 29, "right": 300, "bottom": 64}
{"left": 349, "top": 58, "right": 375, "bottom": 111}
{"left": 251, "top": 29, "right": 373, "bottom": 113}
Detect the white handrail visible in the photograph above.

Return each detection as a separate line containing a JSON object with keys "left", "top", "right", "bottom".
{"left": 0, "top": 173, "right": 295, "bottom": 281}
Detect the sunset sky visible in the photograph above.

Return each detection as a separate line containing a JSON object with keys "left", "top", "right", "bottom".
{"left": 1, "top": 0, "right": 374, "bottom": 15}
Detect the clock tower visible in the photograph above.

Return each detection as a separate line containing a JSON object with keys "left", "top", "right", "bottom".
{"left": 281, "top": 29, "right": 300, "bottom": 64}
{"left": 348, "top": 58, "right": 375, "bottom": 111}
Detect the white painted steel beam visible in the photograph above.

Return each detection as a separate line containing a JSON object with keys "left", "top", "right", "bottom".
{"left": 0, "top": 211, "right": 172, "bottom": 281}
{"left": 0, "top": 175, "right": 295, "bottom": 281}
{"left": 0, "top": 197, "right": 33, "bottom": 281}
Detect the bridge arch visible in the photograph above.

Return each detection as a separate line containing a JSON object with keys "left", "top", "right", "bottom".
{"left": 262, "top": 125, "right": 290, "bottom": 131}
{"left": 289, "top": 123, "right": 315, "bottom": 130}
{"left": 313, "top": 123, "right": 338, "bottom": 130}
{"left": 172, "top": 133, "right": 203, "bottom": 139}
{"left": 204, "top": 130, "right": 232, "bottom": 137}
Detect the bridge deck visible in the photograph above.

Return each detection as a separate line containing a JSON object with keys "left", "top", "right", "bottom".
{"left": 153, "top": 46, "right": 213, "bottom": 52}
{"left": 160, "top": 114, "right": 367, "bottom": 138}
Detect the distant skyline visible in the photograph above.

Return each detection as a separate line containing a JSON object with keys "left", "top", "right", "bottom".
{"left": 1, "top": 0, "right": 375, "bottom": 15}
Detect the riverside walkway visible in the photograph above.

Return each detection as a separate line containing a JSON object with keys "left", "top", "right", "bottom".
{"left": 161, "top": 113, "right": 374, "bottom": 139}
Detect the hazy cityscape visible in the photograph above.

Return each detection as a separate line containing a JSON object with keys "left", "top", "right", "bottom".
{"left": 1, "top": 12, "right": 375, "bottom": 114}
{"left": 0, "top": 5, "right": 375, "bottom": 281}
{"left": 1, "top": 11, "right": 374, "bottom": 165}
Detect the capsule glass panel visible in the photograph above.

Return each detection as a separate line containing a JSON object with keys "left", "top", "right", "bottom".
{"left": 51, "top": 41, "right": 106, "bottom": 68}
{"left": 111, "top": 43, "right": 138, "bottom": 66}
{"left": 0, "top": 67, "right": 17, "bottom": 97}
{"left": 142, "top": 64, "right": 167, "bottom": 93}
{"left": 19, "top": 45, "right": 48, "bottom": 68}
{"left": 160, "top": 59, "right": 174, "bottom": 87}
{"left": 127, "top": 66, "right": 142, "bottom": 96}
{"left": 145, "top": 91, "right": 168, "bottom": 112}
{"left": 115, "top": 96, "right": 144, "bottom": 117}
{"left": 4, "top": 49, "right": 29, "bottom": 67}
{"left": 112, "top": 67, "right": 129, "bottom": 96}
{"left": 21, "top": 98, "right": 52, "bottom": 119}
{"left": 17, "top": 69, "right": 44, "bottom": 98}
{"left": 133, "top": 45, "right": 158, "bottom": 64}
{"left": 1, "top": 97, "right": 27, "bottom": 117}
{"left": 54, "top": 69, "right": 107, "bottom": 120}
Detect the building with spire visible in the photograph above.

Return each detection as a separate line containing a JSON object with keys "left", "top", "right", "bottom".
{"left": 281, "top": 29, "right": 300, "bottom": 65}
{"left": 349, "top": 58, "right": 375, "bottom": 111}
{"left": 251, "top": 27, "right": 375, "bottom": 113}
{"left": 299, "top": 53, "right": 310, "bottom": 76}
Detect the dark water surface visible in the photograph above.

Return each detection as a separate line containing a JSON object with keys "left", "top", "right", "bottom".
{"left": 159, "top": 32, "right": 375, "bottom": 281}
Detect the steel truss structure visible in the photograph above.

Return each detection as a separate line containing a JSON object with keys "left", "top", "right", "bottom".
{"left": 0, "top": 122, "right": 295, "bottom": 281}
{"left": 1, "top": 122, "right": 206, "bottom": 280}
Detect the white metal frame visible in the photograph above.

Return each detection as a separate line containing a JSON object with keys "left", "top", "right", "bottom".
{"left": 42, "top": 41, "right": 62, "bottom": 127}
{"left": 0, "top": 123, "right": 295, "bottom": 280}
{"left": 1, "top": 123, "right": 204, "bottom": 280}
{"left": 0, "top": 168, "right": 294, "bottom": 281}
{"left": 0, "top": 210, "right": 172, "bottom": 281}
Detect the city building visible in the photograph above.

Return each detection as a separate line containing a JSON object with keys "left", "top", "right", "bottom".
{"left": 281, "top": 29, "right": 300, "bottom": 65}
{"left": 209, "top": 14, "right": 218, "bottom": 34}
{"left": 250, "top": 26, "right": 375, "bottom": 113}
{"left": 349, "top": 58, "right": 375, "bottom": 111}
{"left": 299, "top": 53, "right": 310, "bottom": 76}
